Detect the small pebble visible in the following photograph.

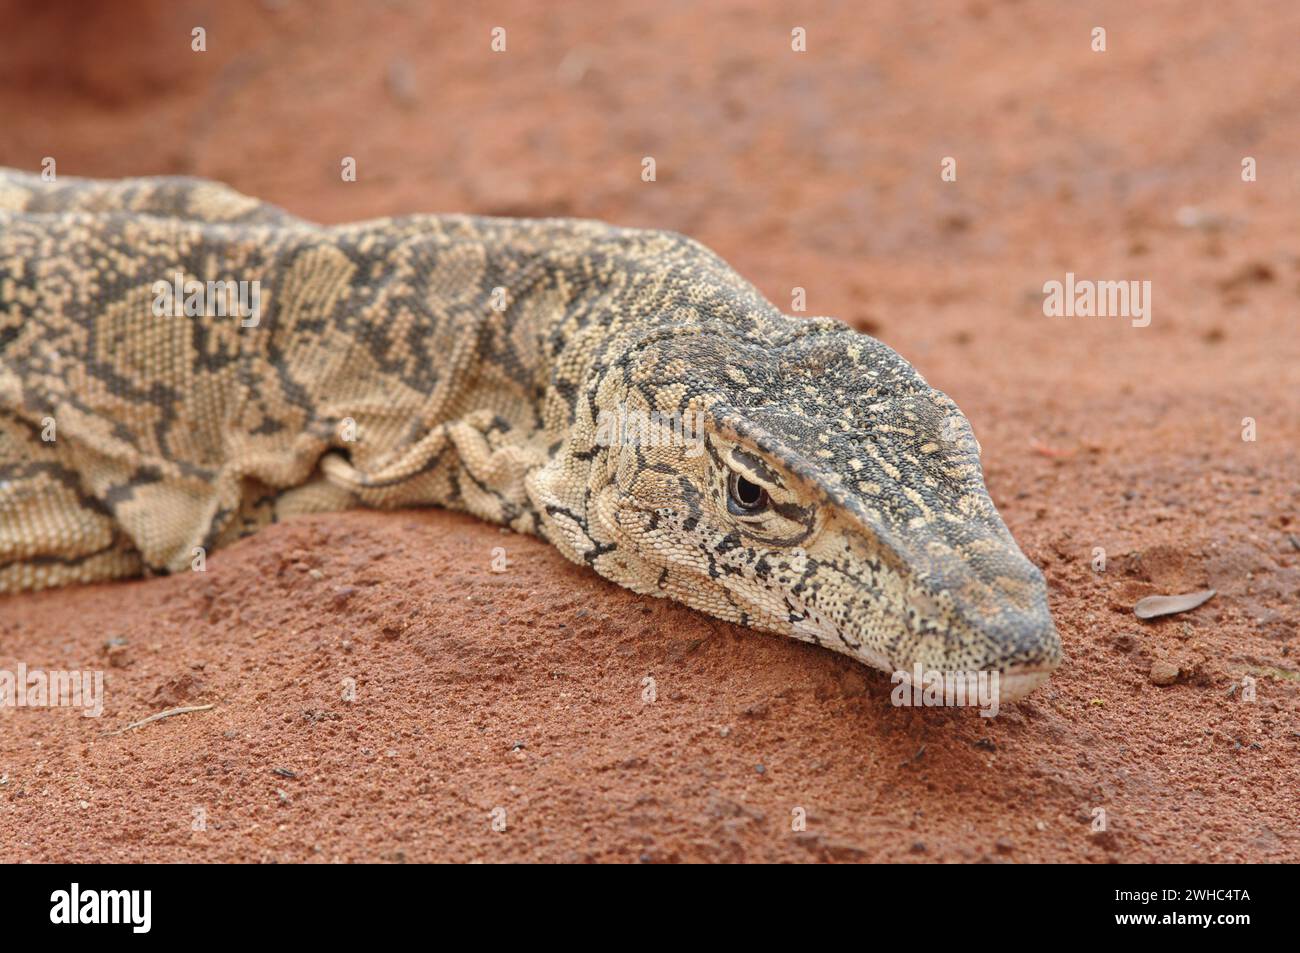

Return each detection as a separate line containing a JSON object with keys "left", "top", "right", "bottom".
{"left": 1149, "top": 661, "right": 1180, "bottom": 686}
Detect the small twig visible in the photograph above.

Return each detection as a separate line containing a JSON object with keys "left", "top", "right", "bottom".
{"left": 103, "top": 704, "right": 214, "bottom": 736}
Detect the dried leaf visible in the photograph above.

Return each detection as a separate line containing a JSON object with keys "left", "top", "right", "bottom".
{"left": 1133, "top": 589, "right": 1216, "bottom": 620}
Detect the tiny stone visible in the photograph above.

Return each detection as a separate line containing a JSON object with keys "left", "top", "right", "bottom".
{"left": 1149, "top": 661, "right": 1180, "bottom": 686}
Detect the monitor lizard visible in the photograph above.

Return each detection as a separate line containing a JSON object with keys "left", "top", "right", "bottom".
{"left": 0, "top": 170, "right": 1062, "bottom": 700}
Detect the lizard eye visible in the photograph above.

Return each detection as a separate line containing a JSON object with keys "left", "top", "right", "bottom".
{"left": 727, "top": 471, "right": 770, "bottom": 514}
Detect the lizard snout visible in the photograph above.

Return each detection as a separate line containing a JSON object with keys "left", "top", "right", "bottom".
{"left": 960, "top": 600, "right": 1062, "bottom": 702}
{"left": 896, "top": 542, "right": 1063, "bottom": 703}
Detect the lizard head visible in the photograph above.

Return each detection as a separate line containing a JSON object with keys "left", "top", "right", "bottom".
{"left": 577, "top": 317, "right": 1062, "bottom": 704}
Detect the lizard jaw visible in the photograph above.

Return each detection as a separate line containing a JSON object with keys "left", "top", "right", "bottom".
{"left": 995, "top": 665, "right": 1056, "bottom": 703}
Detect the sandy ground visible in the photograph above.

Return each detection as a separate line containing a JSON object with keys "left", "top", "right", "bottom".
{"left": 0, "top": 0, "right": 1296, "bottom": 862}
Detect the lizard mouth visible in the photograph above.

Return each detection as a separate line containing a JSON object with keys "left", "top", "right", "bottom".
{"left": 883, "top": 659, "right": 1058, "bottom": 710}
{"left": 996, "top": 665, "right": 1056, "bottom": 703}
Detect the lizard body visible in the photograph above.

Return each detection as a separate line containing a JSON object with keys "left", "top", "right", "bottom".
{"left": 0, "top": 171, "right": 1061, "bottom": 699}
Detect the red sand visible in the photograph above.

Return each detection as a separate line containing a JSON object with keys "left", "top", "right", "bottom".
{"left": 0, "top": 0, "right": 1296, "bottom": 862}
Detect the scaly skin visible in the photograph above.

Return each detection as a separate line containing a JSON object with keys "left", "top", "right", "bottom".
{"left": 0, "top": 171, "right": 1062, "bottom": 699}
